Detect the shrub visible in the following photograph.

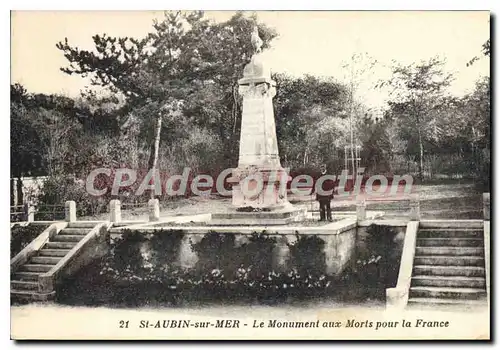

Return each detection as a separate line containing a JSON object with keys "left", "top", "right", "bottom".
{"left": 11, "top": 224, "right": 49, "bottom": 258}
{"left": 37, "top": 175, "right": 108, "bottom": 217}
{"left": 191, "top": 231, "right": 236, "bottom": 273}
{"left": 289, "top": 234, "right": 327, "bottom": 276}
{"left": 149, "top": 229, "right": 185, "bottom": 267}
{"left": 349, "top": 224, "right": 400, "bottom": 299}
{"left": 234, "top": 232, "right": 276, "bottom": 279}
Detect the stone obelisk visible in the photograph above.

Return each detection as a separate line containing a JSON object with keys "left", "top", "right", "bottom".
{"left": 228, "top": 27, "right": 293, "bottom": 212}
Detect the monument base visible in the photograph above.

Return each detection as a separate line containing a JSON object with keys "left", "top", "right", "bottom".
{"left": 210, "top": 204, "right": 306, "bottom": 226}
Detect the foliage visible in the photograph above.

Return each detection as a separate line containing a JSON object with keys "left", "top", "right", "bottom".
{"left": 11, "top": 12, "right": 490, "bottom": 208}
{"left": 288, "top": 234, "right": 327, "bottom": 276}
{"left": 234, "top": 232, "right": 276, "bottom": 278}
{"left": 36, "top": 175, "right": 108, "bottom": 217}
{"left": 351, "top": 224, "right": 400, "bottom": 289}
{"left": 11, "top": 85, "right": 47, "bottom": 178}
{"left": 56, "top": 11, "right": 278, "bottom": 170}
{"left": 273, "top": 73, "right": 350, "bottom": 169}
{"left": 10, "top": 224, "right": 49, "bottom": 258}
{"left": 191, "top": 231, "right": 236, "bottom": 273}
{"left": 380, "top": 57, "right": 455, "bottom": 179}
{"left": 467, "top": 38, "right": 490, "bottom": 66}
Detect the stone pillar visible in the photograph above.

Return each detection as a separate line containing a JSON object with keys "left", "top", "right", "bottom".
{"left": 356, "top": 197, "right": 366, "bottom": 221}
{"left": 26, "top": 204, "right": 35, "bottom": 222}
{"left": 65, "top": 200, "right": 76, "bottom": 222}
{"left": 148, "top": 198, "right": 160, "bottom": 221}
{"left": 409, "top": 196, "right": 420, "bottom": 221}
{"left": 109, "top": 200, "right": 121, "bottom": 223}
{"left": 483, "top": 193, "right": 490, "bottom": 220}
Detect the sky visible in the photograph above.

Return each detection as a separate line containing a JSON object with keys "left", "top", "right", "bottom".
{"left": 11, "top": 10, "right": 490, "bottom": 110}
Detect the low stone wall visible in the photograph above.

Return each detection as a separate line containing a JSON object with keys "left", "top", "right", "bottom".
{"left": 171, "top": 229, "right": 357, "bottom": 276}
{"left": 56, "top": 218, "right": 414, "bottom": 306}
{"left": 110, "top": 218, "right": 358, "bottom": 276}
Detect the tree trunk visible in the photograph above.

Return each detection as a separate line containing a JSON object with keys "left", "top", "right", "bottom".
{"left": 414, "top": 99, "right": 424, "bottom": 181}
{"left": 11, "top": 178, "right": 16, "bottom": 206}
{"left": 149, "top": 112, "right": 163, "bottom": 199}
{"left": 16, "top": 176, "right": 24, "bottom": 205}
{"left": 418, "top": 126, "right": 424, "bottom": 181}
{"left": 232, "top": 84, "right": 239, "bottom": 134}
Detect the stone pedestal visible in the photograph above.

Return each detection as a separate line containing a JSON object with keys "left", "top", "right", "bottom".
{"left": 65, "top": 201, "right": 76, "bottom": 222}
{"left": 109, "top": 200, "right": 121, "bottom": 223}
{"left": 356, "top": 197, "right": 366, "bottom": 221}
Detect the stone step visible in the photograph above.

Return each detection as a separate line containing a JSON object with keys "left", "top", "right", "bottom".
{"left": 38, "top": 249, "right": 72, "bottom": 257}
{"left": 53, "top": 234, "right": 83, "bottom": 243}
{"left": 67, "top": 222, "right": 97, "bottom": 229}
{"left": 59, "top": 227, "right": 89, "bottom": 235}
{"left": 13, "top": 271, "right": 41, "bottom": 281}
{"left": 11, "top": 280, "right": 38, "bottom": 291}
{"left": 30, "top": 256, "right": 61, "bottom": 265}
{"left": 415, "top": 246, "right": 483, "bottom": 256}
{"left": 416, "top": 238, "right": 483, "bottom": 247}
{"left": 410, "top": 286, "right": 486, "bottom": 299}
{"left": 413, "top": 265, "right": 485, "bottom": 277}
{"left": 414, "top": 255, "right": 484, "bottom": 267}
{"left": 44, "top": 241, "right": 78, "bottom": 250}
{"left": 418, "top": 229, "right": 483, "bottom": 239}
{"left": 407, "top": 297, "right": 488, "bottom": 309}
{"left": 19, "top": 264, "right": 54, "bottom": 273}
{"left": 11, "top": 289, "right": 55, "bottom": 302}
{"left": 411, "top": 275, "right": 486, "bottom": 288}
{"left": 419, "top": 220, "right": 483, "bottom": 229}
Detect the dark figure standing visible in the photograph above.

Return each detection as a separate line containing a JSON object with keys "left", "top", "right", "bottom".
{"left": 313, "top": 164, "right": 335, "bottom": 222}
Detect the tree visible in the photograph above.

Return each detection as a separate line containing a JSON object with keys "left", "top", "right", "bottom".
{"left": 467, "top": 38, "right": 490, "bottom": 67}
{"left": 56, "top": 11, "right": 278, "bottom": 180}
{"left": 273, "top": 73, "right": 350, "bottom": 170}
{"left": 10, "top": 84, "right": 45, "bottom": 180}
{"left": 462, "top": 77, "right": 490, "bottom": 189}
{"left": 381, "top": 57, "right": 454, "bottom": 180}
{"left": 340, "top": 52, "right": 379, "bottom": 177}
{"left": 357, "top": 114, "right": 393, "bottom": 175}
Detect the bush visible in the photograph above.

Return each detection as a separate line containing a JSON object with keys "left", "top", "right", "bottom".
{"left": 347, "top": 224, "right": 400, "bottom": 300}
{"left": 37, "top": 175, "right": 108, "bottom": 217}
{"left": 191, "top": 231, "right": 236, "bottom": 273}
{"left": 235, "top": 232, "right": 276, "bottom": 279}
{"left": 11, "top": 224, "right": 49, "bottom": 258}
{"left": 289, "top": 234, "right": 326, "bottom": 276}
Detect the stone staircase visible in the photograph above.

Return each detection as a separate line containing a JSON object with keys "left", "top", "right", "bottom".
{"left": 11, "top": 222, "right": 97, "bottom": 302}
{"left": 407, "top": 225, "right": 487, "bottom": 309}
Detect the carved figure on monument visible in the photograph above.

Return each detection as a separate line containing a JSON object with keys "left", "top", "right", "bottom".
{"left": 250, "top": 26, "right": 263, "bottom": 53}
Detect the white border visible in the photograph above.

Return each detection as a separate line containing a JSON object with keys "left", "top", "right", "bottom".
{"left": 3, "top": 0, "right": 497, "bottom": 348}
